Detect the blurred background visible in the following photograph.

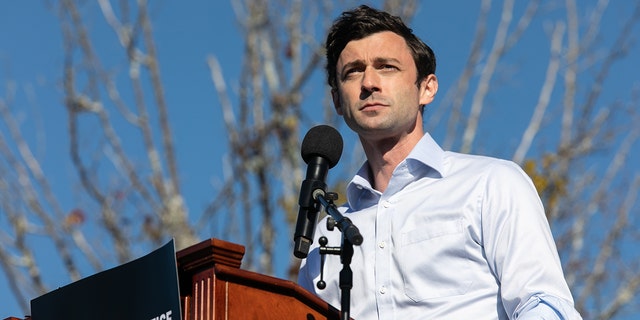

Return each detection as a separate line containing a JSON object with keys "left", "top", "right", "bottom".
{"left": 0, "top": 0, "right": 639, "bottom": 318}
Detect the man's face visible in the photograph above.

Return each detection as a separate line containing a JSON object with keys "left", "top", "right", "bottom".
{"left": 332, "top": 31, "right": 436, "bottom": 141}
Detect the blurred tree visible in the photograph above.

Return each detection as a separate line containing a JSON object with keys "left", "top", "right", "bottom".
{"left": 0, "top": 0, "right": 638, "bottom": 319}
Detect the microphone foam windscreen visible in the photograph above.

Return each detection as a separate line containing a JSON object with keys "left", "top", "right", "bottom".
{"left": 301, "top": 125, "right": 343, "bottom": 168}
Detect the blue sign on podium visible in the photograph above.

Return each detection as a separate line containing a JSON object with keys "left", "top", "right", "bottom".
{"left": 31, "top": 240, "right": 181, "bottom": 320}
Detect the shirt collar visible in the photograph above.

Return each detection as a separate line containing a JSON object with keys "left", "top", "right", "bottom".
{"left": 405, "top": 132, "right": 445, "bottom": 176}
{"left": 346, "top": 133, "right": 445, "bottom": 209}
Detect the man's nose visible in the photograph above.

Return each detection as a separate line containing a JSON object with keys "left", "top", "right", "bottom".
{"left": 361, "top": 68, "right": 381, "bottom": 93}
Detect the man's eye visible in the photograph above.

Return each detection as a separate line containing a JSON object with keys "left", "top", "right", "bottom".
{"left": 343, "top": 68, "right": 361, "bottom": 79}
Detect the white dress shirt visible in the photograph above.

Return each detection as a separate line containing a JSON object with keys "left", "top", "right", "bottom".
{"left": 298, "top": 133, "right": 581, "bottom": 319}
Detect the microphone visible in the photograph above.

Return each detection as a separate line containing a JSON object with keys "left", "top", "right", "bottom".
{"left": 293, "top": 125, "right": 343, "bottom": 259}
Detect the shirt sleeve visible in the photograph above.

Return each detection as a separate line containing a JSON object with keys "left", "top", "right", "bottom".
{"left": 515, "top": 294, "right": 583, "bottom": 319}
{"left": 480, "top": 160, "right": 581, "bottom": 319}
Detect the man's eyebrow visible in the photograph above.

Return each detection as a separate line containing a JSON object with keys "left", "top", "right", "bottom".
{"left": 340, "top": 57, "right": 402, "bottom": 74}
{"left": 340, "top": 60, "right": 366, "bottom": 75}
{"left": 373, "top": 57, "right": 401, "bottom": 65}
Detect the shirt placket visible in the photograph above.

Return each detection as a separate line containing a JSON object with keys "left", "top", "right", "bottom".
{"left": 375, "top": 195, "right": 394, "bottom": 318}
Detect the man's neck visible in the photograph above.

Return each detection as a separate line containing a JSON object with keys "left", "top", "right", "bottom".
{"left": 360, "top": 130, "right": 423, "bottom": 193}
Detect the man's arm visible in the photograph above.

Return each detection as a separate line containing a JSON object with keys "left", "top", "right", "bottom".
{"left": 481, "top": 160, "right": 581, "bottom": 319}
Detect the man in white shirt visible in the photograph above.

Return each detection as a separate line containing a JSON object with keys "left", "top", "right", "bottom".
{"left": 298, "top": 5, "right": 582, "bottom": 319}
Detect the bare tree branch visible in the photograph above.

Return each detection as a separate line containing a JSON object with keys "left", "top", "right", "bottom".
{"left": 513, "top": 22, "right": 564, "bottom": 164}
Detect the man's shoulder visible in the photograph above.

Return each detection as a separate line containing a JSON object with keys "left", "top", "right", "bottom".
{"left": 440, "top": 151, "right": 533, "bottom": 187}
{"left": 443, "top": 151, "right": 520, "bottom": 172}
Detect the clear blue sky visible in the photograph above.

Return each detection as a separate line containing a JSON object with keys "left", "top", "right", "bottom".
{"left": 1, "top": 1, "right": 639, "bottom": 318}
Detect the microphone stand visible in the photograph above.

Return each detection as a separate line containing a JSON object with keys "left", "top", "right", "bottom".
{"left": 313, "top": 190, "right": 362, "bottom": 320}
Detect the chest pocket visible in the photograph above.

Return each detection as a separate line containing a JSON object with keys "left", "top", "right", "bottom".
{"left": 398, "top": 218, "right": 473, "bottom": 302}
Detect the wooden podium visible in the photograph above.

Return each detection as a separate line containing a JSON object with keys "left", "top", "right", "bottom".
{"left": 176, "top": 238, "right": 341, "bottom": 320}
{"left": 5, "top": 238, "right": 341, "bottom": 320}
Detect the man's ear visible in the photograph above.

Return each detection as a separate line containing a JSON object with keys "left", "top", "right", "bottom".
{"left": 332, "top": 89, "right": 344, "bottom": 115}
{"left": 418, "top": 74, "right": 438, "bottom": 106}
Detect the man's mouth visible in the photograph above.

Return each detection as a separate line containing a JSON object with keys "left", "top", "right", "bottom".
{"left": 360, "top": 102, "right": 387, "bottom": 111}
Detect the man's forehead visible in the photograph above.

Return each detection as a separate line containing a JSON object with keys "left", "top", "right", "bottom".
{"left": 337, "top": 32, "right": 411, "bottom": 64}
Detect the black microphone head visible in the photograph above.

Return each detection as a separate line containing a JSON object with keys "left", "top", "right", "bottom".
{"left": 301, "top": 125, "right": 343, "bottom": 168}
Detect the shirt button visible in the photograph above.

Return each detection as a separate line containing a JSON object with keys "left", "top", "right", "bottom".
{"left": 382, "top": 200, "right": 391, "bottom": 208}
{"left": 379, "top": 286, "right": 387, "bottom": 294}
{"left": 378, "top": 241, "right": 386, "bottom": 248}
